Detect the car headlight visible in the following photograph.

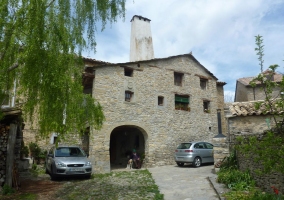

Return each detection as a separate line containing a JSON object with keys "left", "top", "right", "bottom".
{"left": 56, "top": 162, "right": 66, "bottom": 167}
{"left": 85, "top": 161, "right": 92, "bottom": 166}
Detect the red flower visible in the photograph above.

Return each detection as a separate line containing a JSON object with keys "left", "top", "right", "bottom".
{"left": 271, "top": 186, "right": 279, "bottom": 195}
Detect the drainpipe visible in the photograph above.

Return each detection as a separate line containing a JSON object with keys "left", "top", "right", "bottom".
{"left": 214, "top": 109, "right": 226, "bottom": 138}
{"left": 11, "top": 79, "right": 17, "bottom": 107}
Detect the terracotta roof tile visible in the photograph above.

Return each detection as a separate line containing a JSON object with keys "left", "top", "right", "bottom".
{"left": 228, "top": 99, "right": 284, "bottom": 116}
{"left": 237, "top": 71, "right": 283, "bottom": 86}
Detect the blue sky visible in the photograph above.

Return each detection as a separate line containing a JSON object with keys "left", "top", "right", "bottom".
{"left": 82, "top": 0, "right": 284, "bottom": 101}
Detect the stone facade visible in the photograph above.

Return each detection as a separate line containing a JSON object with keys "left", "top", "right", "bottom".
{"left": 225, "top": 102, "right": 284, "bottom": 194}
{"left": 89, "top": 54, "right": 226, "bottom": 173}
{"left": 230, "top": 133, "right": 284, "bottom": 194}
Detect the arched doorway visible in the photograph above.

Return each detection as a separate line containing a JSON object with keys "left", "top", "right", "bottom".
{"left": 110, "top": 125, "right": 146, "bottom": 170}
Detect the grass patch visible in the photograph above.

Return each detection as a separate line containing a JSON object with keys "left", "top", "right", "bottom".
{"left": 54, "top": 169, "right": 164, "bottom": 200}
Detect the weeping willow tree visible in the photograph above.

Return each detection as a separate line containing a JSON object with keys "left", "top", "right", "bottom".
{"left": 0, "top": 0, "right": 126, "bottom": 139}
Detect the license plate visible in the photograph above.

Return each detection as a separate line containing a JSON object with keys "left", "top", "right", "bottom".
{"left": 69, "top": 168, "right": 81, "bottom": 171}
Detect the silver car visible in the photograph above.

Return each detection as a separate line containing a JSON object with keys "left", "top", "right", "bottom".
{"left": 174, "top": 141, "right": 214, "bottom": 167}
{"left": 45, "top": 145, "right": 92, "bottom": 179}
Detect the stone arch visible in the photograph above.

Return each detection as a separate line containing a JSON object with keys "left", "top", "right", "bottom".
{"left": 109, "top": 123, "right": 148, "bottom": 170}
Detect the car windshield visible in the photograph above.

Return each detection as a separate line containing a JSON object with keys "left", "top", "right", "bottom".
{"left": 55, "top": 147, "right": 86, "bottom": 157}
{"left": 177, "top": 143, "right": 192, "bottom": 149}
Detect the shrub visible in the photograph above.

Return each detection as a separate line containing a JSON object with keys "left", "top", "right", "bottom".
{"left": 217, "top": 169, "right": 255, "bottom": 191}
{"left": 2, "top": 184, "right": 15, "bottom": 195}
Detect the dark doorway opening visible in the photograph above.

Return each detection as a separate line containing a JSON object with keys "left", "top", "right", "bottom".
{"left": 110, "top": 125, "right": 145, "bottom": 170}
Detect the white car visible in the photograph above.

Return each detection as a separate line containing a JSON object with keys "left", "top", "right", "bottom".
{"left": 45, "top": 145, "right": 92, "bottom": 180}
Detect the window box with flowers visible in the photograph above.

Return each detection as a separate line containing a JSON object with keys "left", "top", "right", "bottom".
{"left": 204, "top": 109, "right": 210, "bottom": 113}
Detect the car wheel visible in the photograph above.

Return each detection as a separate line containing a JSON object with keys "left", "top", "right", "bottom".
{"left": 45, "top": 167, "right": 49, "bottom": 174}
{"left": 85, "top": 174, "right": 91, "bottom": 179}
{"left": 50, "top": 166, "right": 57, "bottom": 180}
{"left": 193, "top": 157, "right": 201, "bottom": 167}
{"left": 176, "top": 162, "right": 184, "bottom": 167}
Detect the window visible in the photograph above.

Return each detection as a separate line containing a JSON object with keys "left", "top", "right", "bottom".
{"left": 205, "top": 143, "right": 213, "bottom": 149}
{"left": 174, "top": 72, "right": 183, "bottom": 86}
{"left": 200, "top": 78, "right": 207, "bottom": 90}
{"left": 124, "top": 67, "right": 133, "bottom": 77}
{"left": 175, "top": 95, "right": 190, "bottom": 111}
{"left": 158, "top": 96, "right": 164, "bottom": 106}
{"left": 203, "top": 100, "right": 210, "bottom": 113}
{"left": 194, "top": 143, "right": 205, "bottom": 149}
{"left": 53, "top": 136, "right": 58, "bottom": 144}
{"left": 125, "top": 91, "right": 133, "bottom": 102}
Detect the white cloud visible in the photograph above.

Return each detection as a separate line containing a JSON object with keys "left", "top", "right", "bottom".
{"left": 83, "top": 0, "right": 284, "bottom": 97}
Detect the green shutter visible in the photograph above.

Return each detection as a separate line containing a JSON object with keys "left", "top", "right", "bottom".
{"left": 175, "top": 96, "right": 189, "bottom": 103}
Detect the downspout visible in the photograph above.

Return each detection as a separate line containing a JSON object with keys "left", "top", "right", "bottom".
{"left": 11, "top": 79, "right": 17, "bottom": 107}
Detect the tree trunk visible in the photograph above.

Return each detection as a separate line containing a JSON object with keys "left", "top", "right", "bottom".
{"left": 5, "top": 123, "right": 17, "bottom": 187}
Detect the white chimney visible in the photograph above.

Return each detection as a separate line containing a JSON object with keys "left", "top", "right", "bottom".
{"left": 130, "top": 15, "right": 154, "bottom": 62}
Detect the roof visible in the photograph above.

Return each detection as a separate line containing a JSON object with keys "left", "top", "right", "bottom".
{"left": 130, "top": 15, "right": 151, "bottom": 22}
{"left": 82, "top": 57, "right": 112, "bottom": 65}
{"left": 95, "top": 53, "right": 222, "bottom": 81}
{"left": 228, "top": 100, "right": 284, "bottom": 116}
{"left": 1, "top": 107, "right": 22, "bottom": 115}
{"left": 237, "top": 70, "right": 283, "bottom": 86}
{"left": 217, "top": 81, "right": 227, "bottom": 86}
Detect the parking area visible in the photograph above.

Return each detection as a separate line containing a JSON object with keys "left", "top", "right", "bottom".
{"left": 148, "top": 164, "right": 219, "bottom": 200}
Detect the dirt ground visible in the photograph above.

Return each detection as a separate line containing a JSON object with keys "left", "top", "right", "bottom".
{"left": 1, "top": 175, "right": 64, "bottom": 200}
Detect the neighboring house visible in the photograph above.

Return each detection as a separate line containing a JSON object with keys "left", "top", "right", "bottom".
{"left": 22, "top": 15, "right": 227, "bottom": 173}
{"left": 234, "top": 69, "right": 283, "bottom": 102}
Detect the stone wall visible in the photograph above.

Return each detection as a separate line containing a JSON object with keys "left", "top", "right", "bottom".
{"left": 230, "top": 132, "right": 284, "bottom": 194}
{"left": 0, "top": 124, "right": 8, "bottom": 186}
{"left": 91, "top": 55, "right": 224, "bottom": 173}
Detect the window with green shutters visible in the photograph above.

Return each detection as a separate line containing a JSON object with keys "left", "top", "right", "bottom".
{"left": 175, "top": 95, "right": 190, "bottom": 111}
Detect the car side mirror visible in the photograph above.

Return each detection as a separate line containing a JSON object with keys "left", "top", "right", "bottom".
{"left": 48, "top": 154, "right": 54, "bottom": 158}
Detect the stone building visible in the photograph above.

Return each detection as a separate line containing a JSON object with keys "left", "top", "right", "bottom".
{"left": 88, "top": 54, "right": 226, "bottom": 172}
{"left": 234, "top": 69, "right": 283, "bottom": 102}
{"left": 21, "top": 15, "right": 227, "bottom": 173}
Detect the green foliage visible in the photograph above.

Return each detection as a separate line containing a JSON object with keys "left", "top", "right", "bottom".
{"left": 236, "top": 131, "right": 284, "bottom": 174}
{"left": 30, "top": 164, "right": 45, "bottom": 177}
{"left": 219, "top": 150, "right": 238, "bottom": 170}
{"left": 18, "top": 193, "right": 37, "bottom": 200}
{"left": 31, "top": 163, "right": 37, "bottom": 170}
{"left": 224, "top": 188, "right": 284, "bottom": 200}
{"left": 249, "top": 190, "right": 284, "bottom": 200}
{"left": 28, "top": 142, "right": 47, "bottom": 164}
{"left": 2, "top": 184, "right": 15, "bottom": 195}
{"left": 217, "top": 169, "right": 255, "bottom": 191}
{"left": 0, "top": 0, "right": 126, "bottom": 139}
{"left": 20, "top": 140, "right": 29, "bottom": 158}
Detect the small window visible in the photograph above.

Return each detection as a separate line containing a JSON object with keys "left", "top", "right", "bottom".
{"left": 200, "top": 78, "right": 207, "bottom": 90}
{"left": 175, "top": 95, "right": 190, "bottom": 111}
{"left": 124, "top": 67, "right": 133, "bottom": 77}
{"left": 203, "top": 100, "right": 210, "bottom": 113}
{"left": 158, "top": 96, "right": 164, "bottom": 106}
{"left": 125, "top": 91, "right": 133, "bottom": 102}
{"left": 174, "top": 72, "right": 183, "bottom": 86}
{"left": 53, "top": 136, "right": 58, "bottom": 144}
